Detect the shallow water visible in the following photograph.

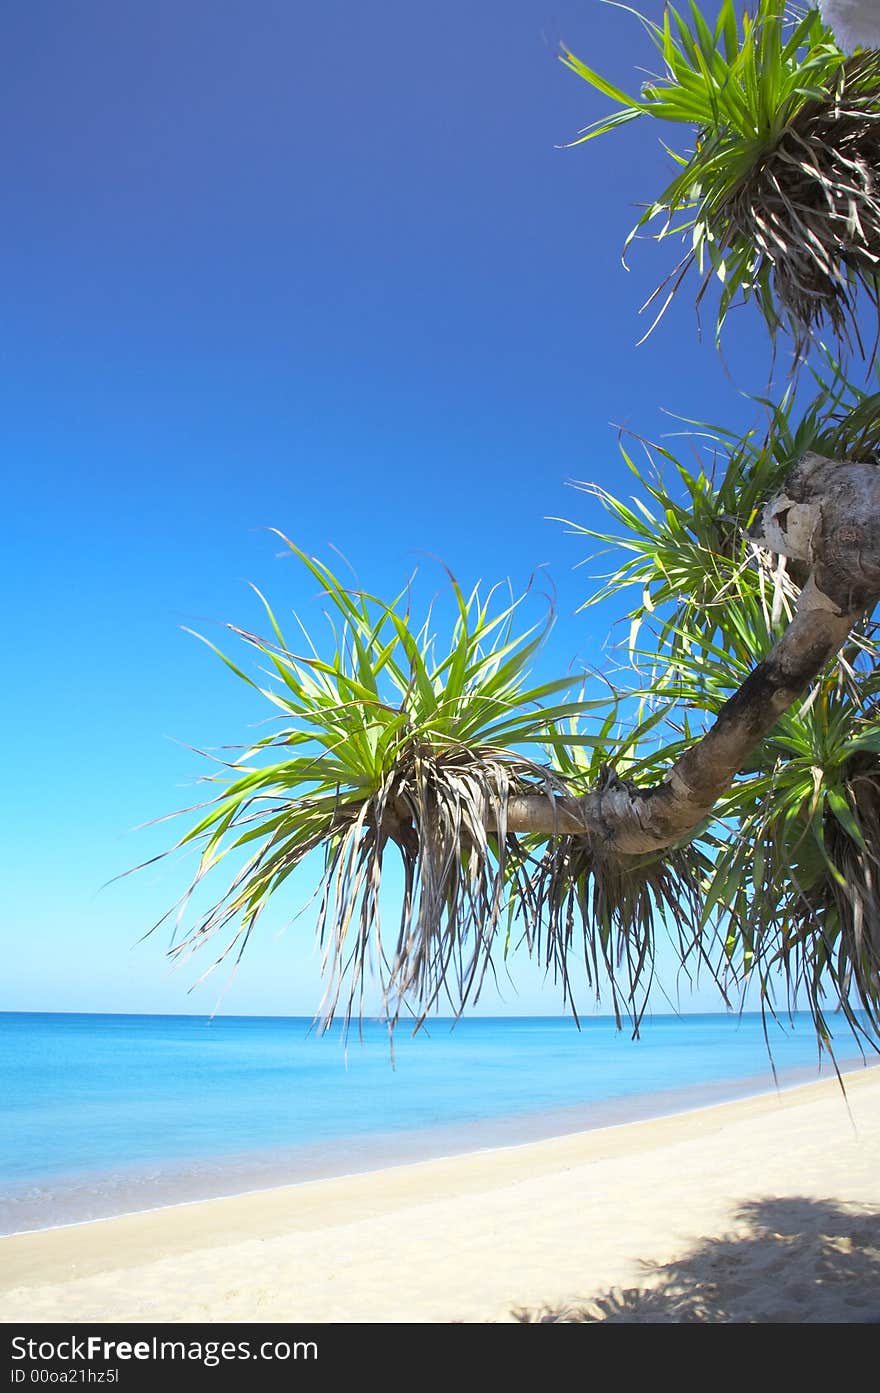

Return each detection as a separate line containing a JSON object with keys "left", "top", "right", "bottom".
{"left": 1, "top": 1011, "right": 873, "bottom": 1234}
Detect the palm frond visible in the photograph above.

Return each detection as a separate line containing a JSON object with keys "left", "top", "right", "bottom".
{"left": 150, "top": 392, "right": 880, "bottom": 1044}
{"left": 562, "top": 1, "right": 880, "bottom": 357}
{"left": 569, "top": 368, "right": 880, "bottom": 669}
{"left": 526, "top": 766, "right": 715, "bottom": 1033}
{"left": 153, "top": 540, "right": 609, "bottom": 1031}
{"left": 563, "top": 379, "right": 880, "bottom": 1041}
{"left": 701, "top": 655, "right": 880, "bottom": 1045}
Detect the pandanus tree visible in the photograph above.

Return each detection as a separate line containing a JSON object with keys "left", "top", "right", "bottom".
{"left": 149, "top": 1, "right": 880, "bottom": 1050}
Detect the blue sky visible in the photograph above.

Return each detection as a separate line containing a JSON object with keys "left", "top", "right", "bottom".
{"left": 4, "top": 0, "right": 776, "bottom": 1018}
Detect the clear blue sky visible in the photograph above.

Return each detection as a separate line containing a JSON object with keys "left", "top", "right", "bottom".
{"left": 4, "top": 0, "right": 774, "bottom": 1018}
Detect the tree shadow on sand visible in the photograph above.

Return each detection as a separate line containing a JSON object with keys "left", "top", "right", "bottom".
{"left": 514, "top": 1197, "right": 880, "bottom": 1323}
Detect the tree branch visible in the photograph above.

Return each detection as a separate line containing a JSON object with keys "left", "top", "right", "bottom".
{"left": 497, "top": 455, "right": 880, "bottom": 854}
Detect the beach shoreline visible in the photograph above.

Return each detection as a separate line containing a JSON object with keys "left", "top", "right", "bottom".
{"left": 3, "top": 1067, "right": 879, "bottom": 1323}
{"left": 3, "top": 1050, "right": 876, "bottom": 1240}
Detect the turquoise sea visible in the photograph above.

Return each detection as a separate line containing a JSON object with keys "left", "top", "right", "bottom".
{"left": 0, "top": 1011, "right": 874, "bottom": 1235}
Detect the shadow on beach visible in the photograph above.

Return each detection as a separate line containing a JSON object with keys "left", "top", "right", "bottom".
{"left": 513, "top": 1197, "right": 880, "bottom": 1323}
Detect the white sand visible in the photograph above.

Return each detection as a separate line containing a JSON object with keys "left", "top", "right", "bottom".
{"left": 2, "top": 1069, "right": 878, "bottom": 1323}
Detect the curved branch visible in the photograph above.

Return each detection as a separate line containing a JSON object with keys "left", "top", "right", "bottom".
{"left": 499, "top": 455, "right": 880, "bottom": 854}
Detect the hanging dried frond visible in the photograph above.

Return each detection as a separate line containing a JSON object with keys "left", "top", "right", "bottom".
{"left": 146, "top": 389, "right": 880, "bottom": 1047}
{"left": 525, "top": 766, "right": 713, "bottom": 1034}
{"left": 817, "top": 752, "right": 880, "bottom": 1032}
{"left": 742, "top": 741, "right": 880, "bottom": 1046}
{"left": 144, "top": 539, "right": 605, "bottom": 1033}
{"left": 307, "top": 746, "right": 564, "bottom": 1029}
{"left": 564, "top": 381, "right": 880, "bottom": 1045}
{"left": 561, "top": 1, "right": 880, "bottom": 358}
{"left": 715, "top": 49, "right": 880, "bottom": 357}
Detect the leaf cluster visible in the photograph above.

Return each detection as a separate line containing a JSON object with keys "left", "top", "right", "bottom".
{"left": 562, "top": 1, "right": 880, "bottom": 355}
{"left": 568, "top": 373, "right": 880, "bottom": 1040}
{"left": 150, "top": 537, "right": 606, "bottom": 1029}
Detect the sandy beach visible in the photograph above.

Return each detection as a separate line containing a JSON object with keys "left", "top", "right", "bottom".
{"left": 2, "top": 1068, "right": 878, "bottom": 1324}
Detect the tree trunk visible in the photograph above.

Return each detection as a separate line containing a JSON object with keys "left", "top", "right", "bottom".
{"left": 819, "top": 0, "right": 880, "bottom": 53}
{"left": 496, "top": 454, "right": 880, "bottom": 854}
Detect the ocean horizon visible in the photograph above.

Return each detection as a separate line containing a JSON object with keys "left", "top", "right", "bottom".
{"left": 2, "top": 1009, "right": 876, "bottom": 1236}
